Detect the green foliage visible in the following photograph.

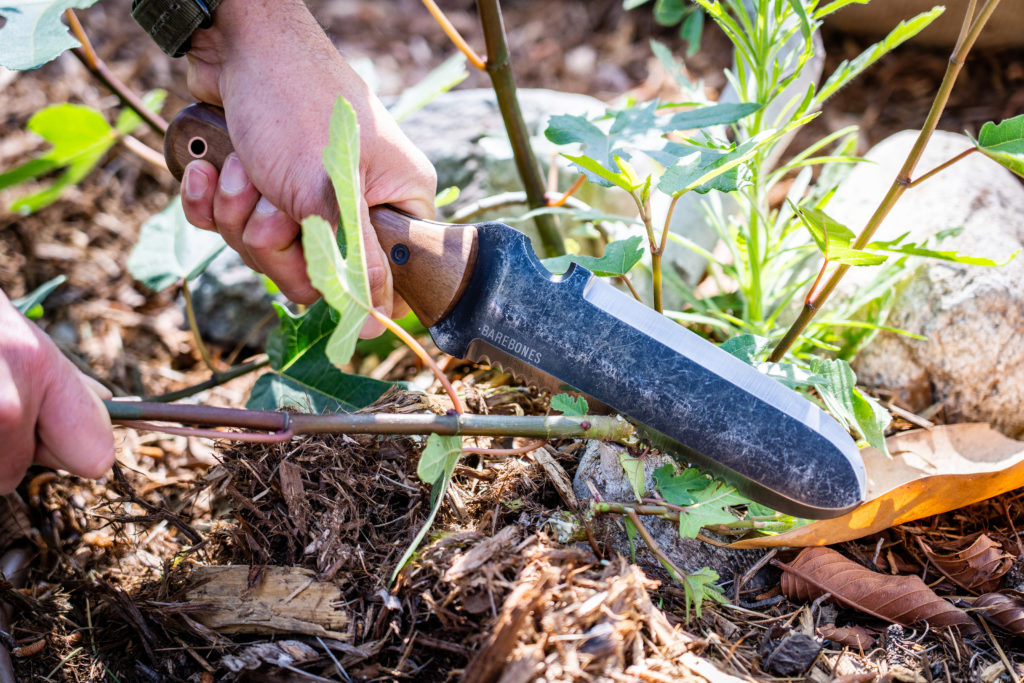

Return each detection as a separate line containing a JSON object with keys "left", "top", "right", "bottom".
{"left": 625, "top": 0, "right": 705, "bottom": 55}
{"left": 550, "top": 393, "right": 589, "bottom": 416}
{"left": 391, "top": 433, "right": 462, "bottom": 584}
{"left": 127, "top": 197, "right": 226, "bottom": 292}
{"left": 0, "top": 0, "right": 99, "bottom": 70}
{"left": 302, "top": 97, "right": 372, "bottom": 368}
{"left": 974, "top": 114, "right": 1024, "bottom": 179}
{"left": 11, "top": 274, "right": 65, "bottom": 319}
{"left": 1, "top": 90, "right": 166, "bottom": 213}
{"left": 543, "top": 236, "right": 645, "bottom": 277}
{"left": 809, "top": 357, "right": 890, "bottom": 453}
{"left": 791, "top": 203, "right": 886, "bottom": 266}
{"left": 680, "top": 567, "right": 726, "bottom": 620}
{"left": 434, "top": 185, "right": 460, "bottom": 208}
{"left": 619, "top": 453, "right": 646, "bottom": 501}
{"left": 247, "top": 301, "right": 394, "bottom": 413}
{"left": 389, "top": 53, "right": 469, "bottom": 123}
{"left": 652, "top": 464, "right": 744, "bottom": 537}
{"left": 652, "top": 464, "right": 707, "bottom": 505}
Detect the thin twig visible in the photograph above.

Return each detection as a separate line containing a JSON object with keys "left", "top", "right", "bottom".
{"left": 462, "top": 438, "right": 547, "bottom": 456}
{"left": 905, "top": 147, "right": 977, "bottom": 188}
{"left": 120, "top": 134, "right": 169, "bottom": 171}
{"left": 143, "top": 357, "right": 269, "bottom": 403}
{"left": 549, "top": 175, "right": 586, "bottom": 207}
{"left": 421, "top": 0, "right": 486, "bottom": 70}
{"left": 65, "top": 10, "right": 168, "bottom": 136}
{"left": 181, "top": 279, "right": 221, "bottom": 374}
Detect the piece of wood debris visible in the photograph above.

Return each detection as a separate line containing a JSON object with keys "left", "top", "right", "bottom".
{"left": 186, "top": 565, "right": 348, "bottom": 639}
{"left": 444, "top": 525, "right": 520, "bottom": 582}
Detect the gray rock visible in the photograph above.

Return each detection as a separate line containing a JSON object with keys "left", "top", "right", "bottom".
{"left": 572, "top": 440, "right": 763, "bottom": 584}
{"left": 189, "top": 249, "right": 284, "bottom": 349}
{"left": 399, "top": 88, "right": 611, "bottom": 214}
{"left": 828, "top": 130, "right": 1024, "bottom": 436}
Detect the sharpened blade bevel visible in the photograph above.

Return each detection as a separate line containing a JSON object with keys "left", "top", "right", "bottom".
{"left": 429, "top": 223, "right": 866, "bottom": 518}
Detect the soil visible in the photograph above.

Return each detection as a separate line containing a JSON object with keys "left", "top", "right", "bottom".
{"left": 2, "top": 0, "right": 1024, "bottom": 681}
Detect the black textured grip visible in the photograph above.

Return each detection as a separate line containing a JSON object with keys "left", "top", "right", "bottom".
{"left": 131, "top": 0, "right": 223, "bottom": 57}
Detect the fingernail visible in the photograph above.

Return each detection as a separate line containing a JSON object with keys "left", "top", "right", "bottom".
{"left": 183, "top": 165, "right": 210, "bottom": 200}
{"left": 255, "top": 196, "right": 278, "bottom": 216}
{"left": 220, "top": 154, "right": 247, "bottom": 195}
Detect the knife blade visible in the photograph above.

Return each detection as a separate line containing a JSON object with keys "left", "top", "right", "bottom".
{"left": 165, "top": 103, "right": 866, "bottom": 519}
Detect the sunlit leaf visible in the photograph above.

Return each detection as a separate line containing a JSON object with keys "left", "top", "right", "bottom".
{"left": 542, "top": 236, "right": 645, "bottom": 277}
{"left": 660, "top": 101, "right": 760, "bottom": 131}
{"left": 678, "top": 482, "right": 745, "bottom": 538}
{"left": 0, "top": 103, "right": 115, "bottom": 213}
{"left": 792, "top": 203, "right": 887, "bottom": 266}
{"left": 0, "top": 0, "right": 99, "bottom": 70}
{"left": 550, "top": 393, "right": 588, "bottom": 416}
{"left": 619, "top": 453, "right": 646, "bottom": 501}
{"left": 681, "top": 567, "right": 725, "bottom": 620}
{"left": 389, "top": 53, "right": 468, "bottom": 123}
{"left": 809, "top": 357, "right": 890, "bottom": 454}
{"left": 434, "top": 185, "right": 460, "bottom": 208}
{"left": 816, "top": 7, "right": 943, "bottom": 103}
{"left": 302, "top": 97, "right": 372, "bottom": 367}
{"left": 392, "top": 433, "right": 462, "bottom": 584}
{"left": 114, "top": 89, "right": 166, "bottom": 135}
{"left": 128, "top": 196, "right": 226, "bottom": 292}
{"left": 868, "top": 232, "right": 1015, "bottom": 267}
{"left": 973, "top": 115, "right": 1024, "bottom": 179}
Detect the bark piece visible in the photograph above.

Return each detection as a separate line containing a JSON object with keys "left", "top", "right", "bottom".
{"left": 186, "top": 565, "right": 348, "bottom": 639}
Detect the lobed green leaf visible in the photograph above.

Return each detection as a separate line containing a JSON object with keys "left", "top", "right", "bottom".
{"left": 542, "top": 236, "right": 645, "bottom": 277}
{"left": 0, "top": 0, "right": 100, "bottom": 70}
{"left": 550, "top": 393, "right": 589, "bottom": 416}
{"left": 127, "top": 197, "right": 226, "bottom": 292}
{"left": 974, "top": 115, "right": 1024, "bottom": 179}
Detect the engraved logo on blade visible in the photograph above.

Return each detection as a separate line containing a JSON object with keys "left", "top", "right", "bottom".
{"left": 479, "top": 324, "right": 542, "bottom": 365}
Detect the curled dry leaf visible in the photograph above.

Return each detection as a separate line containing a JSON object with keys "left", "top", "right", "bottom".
{"left": 918, "top": 534, "right": 1013, "bottom": 595}
{"left": 973, "top": 592, "right": 1024, "bottom": 637}
{"left": 817, "top": 624, "right": 876, "bottom": 650}
{"left": 779, "top": 547, "right": 979, "bottom": 635}
{"left": 733, "top": 424, "right": 1024, "bottom": 548}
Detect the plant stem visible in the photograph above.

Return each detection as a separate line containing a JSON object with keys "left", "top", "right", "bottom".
{"left": 369, "top": 308, "right": 464, "bottom": 414}
{"left": 631, "top": 191, "right": 663, "bottom": 312}
{"left": 477, "top": 0, "right": 565, "bottom": 257}
{"left": 906, "top": 146, "right": 978, "bottom": 188}
{"left": 120, "top": 135, "right": 169, "bottom": 171}
{"left": 768, "top": 0, "right": 1002, "bottom": 362}
{"left": 106, "top": 400, "right": 634, "bottom": 440}
{"left": 549, "top": 175, "right": 586, "bottom": 207}
{"left": 180, "top": 279, "right": 220, "bottom": 373}
{"left": 623, "top": 508, "right": 688, "bottom": 583}
{"left": 144, "top": 356, "right": 270, "bottom": 403}
{"left": 65, "top": 10, "right": 168, "bottom": 136}
{"left": 421, "top": 0, "right": 486, "bottom": 69}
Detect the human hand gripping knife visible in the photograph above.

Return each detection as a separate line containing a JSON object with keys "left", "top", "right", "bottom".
{"left": 165, "top": 104, "right": 866, "bottom": 519}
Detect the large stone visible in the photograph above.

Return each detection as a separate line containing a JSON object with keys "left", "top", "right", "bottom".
{"left": 572, "top": 440, "right": 764, "bottom": 584}
{"left": 828, "top": 130, "right": 1024, "bottom": 436}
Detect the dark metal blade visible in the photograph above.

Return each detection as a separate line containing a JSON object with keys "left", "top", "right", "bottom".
{"left": 429, "top": 222, "right": 866, "bottom": 519}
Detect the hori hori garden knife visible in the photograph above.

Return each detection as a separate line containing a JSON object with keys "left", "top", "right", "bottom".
{"left": 165, "top": 103, "right": 866, "bottom": 520}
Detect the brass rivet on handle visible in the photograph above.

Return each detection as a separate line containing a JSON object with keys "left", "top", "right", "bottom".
{"left": 188, "top": 137, "right": 207, "bottom": 158}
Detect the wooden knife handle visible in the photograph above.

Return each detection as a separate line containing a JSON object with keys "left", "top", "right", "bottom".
{"left": 164, "top": 103, "right": 478, "bottom": 327}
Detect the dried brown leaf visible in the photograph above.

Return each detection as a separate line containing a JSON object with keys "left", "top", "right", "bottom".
{"left": 817, "top": 624, "right": 876, "bottom": 650}
{"left": 732, "top": 424, "right": 1024, "bottom": 548}
{"left": 918, "top": 534, "right": 1013, "bottom": 594}
{"left": 974, "top": 591, "right": 1024, "bottom": 636}
{"left": 779, "top": 547, "right": 979, "bottom": 635}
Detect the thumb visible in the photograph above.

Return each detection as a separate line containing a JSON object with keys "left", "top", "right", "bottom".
{"left": 34, "top": 353, "right": 115, "bottom": 480}
{"left": 359, "top": 199, "right": 392, "bottom": 339}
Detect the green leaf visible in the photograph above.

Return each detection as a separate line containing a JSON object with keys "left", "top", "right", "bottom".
{"left": 720, "top": 334, "right": 772, "bottom": 364}
{"left": 868, "top": 233, "right": 1015, "bottom": 267}
{"left": 680, "top": 567, "right": 725, "bottom": 620}
{"left": 392, "top": 433, "right": 462, "bottom": 584}
{"left": 791, "top": 203, "right": 887, "bottom": 266}
{"left": 0, "top": 0, "right": 100, "bottom": 70}
{"left": 816, "top": 7, "right": 943, "bottom": 103}
{"left": 127, "top": 196, "right": 227, "bottom": 292}
{"left": 303, "top": 97, "right": 373, "bottom": 368}
{"left": 661, "top": 102, "right": 761, "bottom": 131}
{"left": 653, "top": 464, "right": 708, "bottom": 506}
{"left": 619, "top": 453, "right": 646, "bottom": 502}
{"left": 247, "top": 300, "right": 395, "bottom": 413}
{"left": 653, "top": 0, "right": 687, "bottom": 26}
{"left": 678, "top": 8, "right": 704, "bottom": 55}
{"left": 0, "top": 103, "right": 116, "bottom": 213}
{"left": 550, "top": 393, "right": 588, "bottom": 416}
{"left": 814, "top": 0, "right": 870, "bottom": 19}
{"left": 434, "top": 185, "right": 460, "bottom": 208}
{"left": 974, "top": 115, "right": 1024, "bottom": 179}
{"left": 114, "top": 89, "right": 166, "bottom": 135}
{"left": 11, "top": 274, "right": 65, "bottom": 316}
{"left": 542, "top": 236, "right": 645, "bottom": 277}
{"left": 810, "top": 357, "right": 890, "bottom": 454}
{"left": 389, "top": 53, "right": 469, "bottom": 123}
{"left": 677, "top": 482, "right": 745, "bottom": 538}
{"left": 562, "top": 153, "right": 634, "bottom": 191}
{"left": 649, "top": 39, "right": 696, "bottom": 90}
{"left": 623, "top": 516, "right": 638, "bottom": 563}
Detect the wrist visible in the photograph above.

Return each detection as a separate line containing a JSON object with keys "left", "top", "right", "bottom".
{"left": 190, "top": 0, "right": 309, "bottom": 64}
